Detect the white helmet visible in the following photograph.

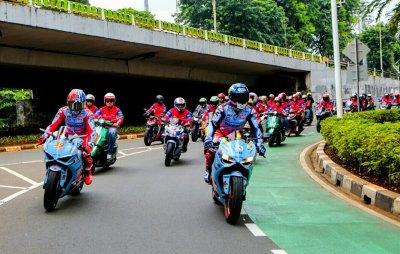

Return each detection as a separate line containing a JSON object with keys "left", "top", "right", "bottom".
{"left": 104, "top": 92, "right": 116, "bottom": 104}
{"left": 174, "top": 97, "right": 186, "bottom": 112}
{"left": 86, "top": 94, "right": 95, "bottom": 102}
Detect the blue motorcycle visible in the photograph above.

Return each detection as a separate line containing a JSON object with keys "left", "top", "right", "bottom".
{"left": 40, "top": 126, "right": 87, "bottom": 212}
{"left": 211, "top": 131, "right": 257, "bottom": 224}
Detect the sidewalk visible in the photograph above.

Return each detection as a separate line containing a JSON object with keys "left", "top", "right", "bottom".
{"left": 0, "top": 133, "right": 145, "bottom": 153}
{"left": 244, "top": 131, "right": 400, "bottom": 254}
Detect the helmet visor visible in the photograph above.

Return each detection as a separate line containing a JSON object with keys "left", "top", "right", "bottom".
{"left": 230, "top": 93, "right": 249, "bottom": 105}
{"left": 176, "top": 103, "right": 185, "bottom": 111}
{"left": 68, "top": 101, "right": 84, "bottom": 111}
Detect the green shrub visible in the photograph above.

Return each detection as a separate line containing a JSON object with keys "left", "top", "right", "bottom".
{"left": 321, "top": 109, "right": 400, "bottom": 186}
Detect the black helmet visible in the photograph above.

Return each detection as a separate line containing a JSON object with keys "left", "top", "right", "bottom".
{"left": 156, "top": 95, "right": 164, "bottom": 104}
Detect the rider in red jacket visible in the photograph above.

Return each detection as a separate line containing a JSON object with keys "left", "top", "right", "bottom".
{"left": 85, "top": 94, "right": 98, "bottom": 114}
{"left": 40, "top": 89, "right": 96, "bottom": 185}
{"left": 165, "top": 97, "right": 193, "bottom": 153}
{"left": 94, "top": 93, "right": 124, "bottom": 162}
{"left": 145, "top": 95, "right": 167, "bottom": 124}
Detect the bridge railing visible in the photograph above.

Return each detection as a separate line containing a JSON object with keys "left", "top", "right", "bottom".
{"left": 6, "top": 0, "right": 399, "bottom": 79}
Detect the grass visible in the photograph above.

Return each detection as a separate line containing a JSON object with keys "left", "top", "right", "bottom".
{"left": 0, "top": 125, "right": 146, "bottom": 147}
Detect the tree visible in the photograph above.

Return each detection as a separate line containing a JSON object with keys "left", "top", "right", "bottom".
{"left": 73, "top": 0, "right": 89, "bottom": 4}
{"left": 116, "top": 8, "right": 155, "bottom": 20}
{"left": 364, "top": 0, "right": 400, "bottom": 36}
{"left": 0, "top": 89, "right": 30, "bottom": 129}
{"left": 178, "top": 0, "right": 361, "bottom": 56}
{"left": 178, "top": 0, "right": 285, "bottom": 45}
{"left": 359, "top": 23, "right": 400, "bottom": 72}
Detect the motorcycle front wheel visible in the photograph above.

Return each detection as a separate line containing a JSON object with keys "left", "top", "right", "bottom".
{"left": 316, "top": 120, "right": 321, "bottom": 133}
{"left": 44, "top": 171, "right": 60, "bottom": 212}
{"left": 225, "top": 176, "right": 243, "bottom": 225}
{"left": 164, "top": 142, "right": 174, "bottom": 167}
{"left": 191, "top": 124, "right": 199, "bottom": 142}
{"left": 144, "top": 128, "right": 153, "bottom": 146}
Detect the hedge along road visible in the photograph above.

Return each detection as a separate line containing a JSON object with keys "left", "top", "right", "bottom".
{"left": 244, "top": 130, "right": 400, "bottom": 254}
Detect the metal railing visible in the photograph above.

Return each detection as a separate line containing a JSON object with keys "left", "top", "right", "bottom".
{"left": 7, "top": 0, "right": 326, "bottom": 64}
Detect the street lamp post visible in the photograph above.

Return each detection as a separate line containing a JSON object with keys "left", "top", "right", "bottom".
{"left": 212, "top": 0, "right": 217, "bottom": 32}
{"left": 331, "top": 0, "right": 343, "bottom": 118}
{"left": 144, "top": 0, "right": 149, "bottom": 12}
{"left": 379, "top": 22, "right": 384, "bottom": 77}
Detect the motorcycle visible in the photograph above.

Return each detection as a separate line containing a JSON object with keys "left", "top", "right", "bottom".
{"left": 210, "top": 130, "right": 258, "bottom": 225}
{"left": 316, "top": 107, "right": 335, "bottom": 133}
{"left": 265, "top": 111, "right": 286, "bottom": 147}
{"left": 287, "top": 110, "right": 303, "bottom": 136}
{"left": 143, "top": 108, "right": 164, "bottom": 146}
{"left": 91, "top": 118, "right": 118, "bottom": 174}
{"left": 40, "top": 126, "right": 87, "bottom": 212}
{"left": 191, "top": 113, "right": 205, "bottom": 142}
{"left": 163, "top": 117, "right": 188, "bottom": 166}
{"left": 304, "top": 108, "right": 313, "bottom": 125}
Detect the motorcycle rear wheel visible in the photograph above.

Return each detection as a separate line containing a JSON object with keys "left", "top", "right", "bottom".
{"left": 165, "top": 143, "right": 174, "bottom": 166}
{"left": 268, "top": 136, "right": 275, "bottom": 147}
{"left": 225, "top": 176, "right": 243, "bottom": 225}
{"left": 44, "top": 171, "right": 60, "bottom": 212}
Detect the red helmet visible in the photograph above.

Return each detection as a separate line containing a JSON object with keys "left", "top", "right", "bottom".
{"left": 279, "top": 92, "right": 287, "bottom": 100}
{"left": 322, "top": 92, "right": 330, "bottom": 101}
{"left": 274, "top": 97, "right": 282, "bottom": 103}
{"left": 104, "top": 92, "right": 116, "bottom": 104}
{"left": 218, "top": 93, "right": 225, "bottom": 99}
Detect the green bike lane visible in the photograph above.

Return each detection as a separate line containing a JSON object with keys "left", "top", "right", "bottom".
{"left": 244, "top": 131, "right": 400, "bottom": 254}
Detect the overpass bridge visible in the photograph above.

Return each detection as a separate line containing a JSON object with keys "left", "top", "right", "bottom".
{"left": 0, "top": 0, "right": 399, "bottom": 125}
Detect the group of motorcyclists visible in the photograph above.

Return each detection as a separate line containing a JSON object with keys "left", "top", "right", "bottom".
{"left": 41, "top": 84, "right": 399, "bottom": 190}
{"left": 344, "top": 92, "right": 400, "bottom": 112}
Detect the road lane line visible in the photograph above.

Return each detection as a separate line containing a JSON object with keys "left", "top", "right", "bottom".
{"left": 117, "top": 147, "right": 163, "bottom": 159}
{"left": 0, "top": 167, "right": 38, "bottom": 185}
{"left": 118, "top": 151, "right": 127, "bottom": 156}
{"left": 244, "top": 223, "right": 266, "bottom": 237}
{"left": 271, "top": 250, "right": 288, "bottom": 254}
{"left": 0, "top": 185, "right": 27, "bottom": 190}
{"left": 0, "top": 182, "right": 43, "bottom": 206}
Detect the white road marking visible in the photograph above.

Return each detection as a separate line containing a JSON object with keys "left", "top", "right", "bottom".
{"left": 118, "top": 151, "right": 127, "bottom": 156}
{"left": 245, "top": 223, "right": 266, "bottom": 237}
{"left": 271, "top": 250, "right": 288, "bottom": 254}
{"left": 0, "top": 182, "right": 43, "bottom": 206}
{"left": 0, "top": 185, "right": 27, "bottom": 190}
{"left": 0, "top": 145, "right": 162, "bottom": 206}
{"left": 0, "top": 167, "right": 38, "bottom": 185}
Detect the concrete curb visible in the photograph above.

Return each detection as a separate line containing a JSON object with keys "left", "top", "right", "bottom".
{"left": 0, "top": 133, "right": 145, "bottom": 153}
{"left": 315, "top": 141, "right": 400, "bottom": 218}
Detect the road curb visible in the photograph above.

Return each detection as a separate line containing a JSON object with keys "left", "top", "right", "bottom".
{"left": 315, "top": 141, "right": 400, "bottom": 218}
{"left": 0, "top": 133, "right": 145, "bottom": 153}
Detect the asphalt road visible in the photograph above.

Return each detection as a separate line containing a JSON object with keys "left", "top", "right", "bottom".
{"left": 0, "top": 138, "right": 281, "bottom": 254}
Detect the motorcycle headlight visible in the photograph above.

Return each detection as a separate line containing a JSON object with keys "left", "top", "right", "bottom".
{"left": 222, "top": 154, "right": 235, "bottom": 164}
{"left": 241, "top": 156, "right": 254, "bottom": 166}
{"left": 59, "top": 155, "right": 72, "bottom": 163}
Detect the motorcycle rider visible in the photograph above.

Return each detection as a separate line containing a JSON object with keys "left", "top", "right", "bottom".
{"left": 203, "top": 83, "right": 266, "bottom": 184}
{"left": 85, "top": 94, "right": 98, "bottom": 114}
{"left": 144, "top": 95, "right": 166, "bottom": 136}
{"left": 94, "top": 93, "right": 124, "bottom": 163}
{"left": 366, "top": 94, "right": 375, "bottom": 110}
{"left": 202, "top": 96, "right": 219, "bottom": 128}
{"left": 218, "top": 93, "right": 227, "bottom": 105}
{"left": 269, "top": 96, "right": 289, "bottom": 136}
{"left": 164, "top": 97, "right": 192, "bottom": 153}
{"left": 289, "top": 94, "right": 304, "bottom": 133}
{"left": 394, "top": 93, "right": 400, "bottom": 104}
{"left": 347, "top": 93, "right": 359, "bottom": 112}
{"left": 381, "top": 93, "right": 393, "bottom": 109}
{"left": 317, "top": 92, "right": 334, "bottom": 110}
{"left": 193, "top": 97, "right": 208, "bottom": 119}
{"left": 39, "top": 89, "right": 96, "bottom": 185}
{"left": 267, "top": 94, "right": 275, "bottom": 108}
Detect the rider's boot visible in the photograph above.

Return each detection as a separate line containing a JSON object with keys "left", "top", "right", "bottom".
{"left": 83, "top": 153, "right": 93, "bottom": 185}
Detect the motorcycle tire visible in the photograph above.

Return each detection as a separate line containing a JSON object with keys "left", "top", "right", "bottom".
{"left": 43, "top": 171, "right": 60, "bottom": 212}
{"left": 164, "top": 143, "right": 174, "bottom": 167}
{"left": 316, "top": 120, "right": 321, "bottom": 133}
{"left": 225, "top": 176, "right": 243, "bottom": 225}
{"left": 268, "top": 136, "right": 275, "bottom": 147}
{"left": 144, "top": 129, "right": 153, "bottom": 146}
{"left": 191, "top": 125, "right": 199, "bottom": 142}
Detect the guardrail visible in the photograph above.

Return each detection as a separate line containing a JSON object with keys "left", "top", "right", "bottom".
{"left": 5, "top": 0, "right": 399, "bottom": 80}
{"left": 7, "top": 0, "right": 324, "bottom": 63}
